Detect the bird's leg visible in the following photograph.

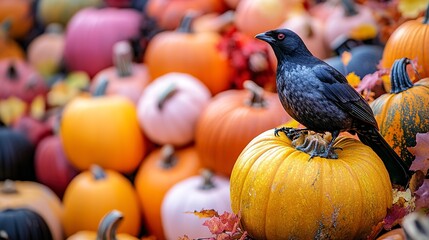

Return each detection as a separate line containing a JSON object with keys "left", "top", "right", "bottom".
{"left": 274, "top": 126, "right": 308, "bottom": 140}
{"left": 320, "top": 130, "right": 340, "bottom": 159}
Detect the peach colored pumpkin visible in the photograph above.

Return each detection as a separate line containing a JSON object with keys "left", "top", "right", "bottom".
{"left": 91, "top": 41, "right": 150, "bottom": 105}
{"left": 137, "top": 72, "right": 211, "bottom": 147}
{"left": 0, "top": 180, "right": 64, "bottom": 240}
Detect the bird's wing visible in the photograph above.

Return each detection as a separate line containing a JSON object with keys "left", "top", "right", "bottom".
{"left": 312, "top": 63, "right": 378, "bottom": 128}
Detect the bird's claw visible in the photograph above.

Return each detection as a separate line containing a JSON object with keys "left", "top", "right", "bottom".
{"left": 274, "top": 127, "right": 307, "bottom": 140}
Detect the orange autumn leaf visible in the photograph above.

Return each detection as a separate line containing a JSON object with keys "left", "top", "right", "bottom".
{"left": 187, "top": 209, "right": 219, "bottom": 218}
{"left": 341, "top": 51, "right": 352, "bottom": 67}
{"left": 346, "top": 72, "right": 361, "bottom": 88}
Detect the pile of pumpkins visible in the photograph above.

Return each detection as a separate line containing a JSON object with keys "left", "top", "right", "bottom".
{"left": 1, "top": 0, "right": 429, "bottom": 239}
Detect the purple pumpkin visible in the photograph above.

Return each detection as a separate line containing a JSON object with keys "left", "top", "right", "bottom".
{"left": 63, "top": 7, "right": 142, "bottom": 77}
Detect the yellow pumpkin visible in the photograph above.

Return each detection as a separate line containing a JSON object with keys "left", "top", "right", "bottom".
{"left": 230, "top": 129, "right": 393, "bottom": 239}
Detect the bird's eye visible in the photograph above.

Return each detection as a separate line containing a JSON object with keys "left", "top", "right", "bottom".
{"left": 277, "top": 33, "right": 285, "bottom": 40}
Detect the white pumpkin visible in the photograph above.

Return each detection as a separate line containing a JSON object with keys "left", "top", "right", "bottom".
{"left": 161, "top": 171, "right": 231, "bottom": 239}
{"left": 137, "top": 72, "right": 211, "bottom": 146}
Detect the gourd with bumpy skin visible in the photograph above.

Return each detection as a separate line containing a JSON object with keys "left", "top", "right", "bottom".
{"left": 371, "top": 57, "right": 429, "bottom": 166}
{"left": 230, "top": 129, "right": 392, "bottom": 240}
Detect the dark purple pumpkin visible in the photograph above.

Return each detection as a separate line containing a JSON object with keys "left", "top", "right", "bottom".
{"left": 0, "top": 208, "right": 53, "bottom": 240}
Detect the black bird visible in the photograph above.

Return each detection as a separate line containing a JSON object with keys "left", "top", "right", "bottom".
{"left": 255, "top": 29, "right": 410, "bottom": 187}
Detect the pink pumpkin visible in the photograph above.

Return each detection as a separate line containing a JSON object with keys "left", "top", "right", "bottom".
{"left": 323, "top": 0, "right": 377, "bottom": 47}
{"left": 280, "top": 11, "right": 329, "bottom": 60}
{"left": 137, "top": 73, "right": 211, "bottom": 147}
{"left": 0, "top": 59, "right": 48, "bottom": 104}
{"left": 35, "top": 135, "right": 79, "bottom": 198}
{"left": 64, "top": 7, "right": 142, "bottom": 77}
{"left": 91, "top": 41, "right": 150, "bottom": 105}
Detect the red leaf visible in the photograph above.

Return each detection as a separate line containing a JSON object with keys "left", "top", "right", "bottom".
{"left": 219, "top": 211, "right": 240, "bottom": 233}
{"left": 408, "top": 132, "right": 429, "bottom": 175}
{"left": 384, "top": 204, "right": 409, "bottom": 230}
{"left": 203, "top": 216, "right": 226, "bottom": 235}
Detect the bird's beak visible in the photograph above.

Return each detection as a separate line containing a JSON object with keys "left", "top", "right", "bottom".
{"left": 255, "top": 32, "right": 273, "bottom": 43}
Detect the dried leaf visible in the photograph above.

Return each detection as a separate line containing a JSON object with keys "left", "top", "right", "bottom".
{"left": 0, "top": 97, "right": 27, "bottom": 126}
{"left": 408, "top": 132, "right": 429, "bottom": 175}
{"left": 30, "top": 95, "right": 45, "bottom": 120}
{"left": 346, "top": 72, "right": 361, "bottom": 88}
{"left": 219, "top": 211, "right": 240, "bottom": 233}
{"left": 409, "top": 170, "right": 425, "bottom": 193}
{"left": 203, "top": 217, "right": 226, "bottom": 235}
{"left": 349, "top": 24, "right": 378, "bottom": 40}
{"left": 187, "top": 209, "right": 219, "bottom": 219}
{"left": 414, "top": 179, "right": 429, "bottom": 212}
{"left": 341, "top": 51, "right": 352, "bottom": 67}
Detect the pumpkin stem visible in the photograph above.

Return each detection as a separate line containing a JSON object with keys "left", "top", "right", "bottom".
{"left": 113, "top": 41, "right": 133, "bottom": 77}
{"left": 390, "top": 58, "right": 415, "bottom": 94}
{"left": 157, "top": 83, "right": 178, "bottom": 110}
{"left": 91, "top": 165, "right": 107, "bottom": 180}
{"left": 341, "top": 0, "right": 359, "bottom": 16}
{"left": 424, "top": 4, "right": 429, "bottom": 24}
{"left": 0, "top": 19, "right": 11, "bottom": 39}
{"left": 177, "top": 11, "right": 198, "bottom": 33}
{"left": 45, "top": 23, "right": 63, "bottom": 34}
{"left": 93, "top": 77, "right": 109, "bottom": 97}
{"left": 1, "top": 179, "right": 18, "bottom": 194}
{"left": 199, "top": 169, "right": 216, "bottom": 190}
{"left": 6, "top": 62, "right": 18, "bottom": 80}
{"left": 159, "top": 144, "right": 178, "bottom": 169}
{"left": 243, "top": 80, "right": 266, "bottom": 108}
{"left": 291, "top": 131, "right": 338, "bottom": 159}
{"left": 96, "top": 210, "right": 124, "bottom": 240}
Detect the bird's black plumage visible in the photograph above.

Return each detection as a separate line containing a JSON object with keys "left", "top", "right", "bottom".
{"left": 256, "top": 29, "right": 410, "bottom": 187}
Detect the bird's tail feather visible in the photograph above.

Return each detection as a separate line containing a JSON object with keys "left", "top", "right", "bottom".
{"left": 358, "top": 130, "right": 411, "bottom": 187}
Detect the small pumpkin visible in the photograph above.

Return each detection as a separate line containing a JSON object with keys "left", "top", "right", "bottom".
{"left": 381, "top": 5, "right": 429, "bottom": 79}
{"left": 135, "top": 144, "right": 202, "bottom": 240}
{"left": 137, "top": 72, "right": 211, "bottom": 146}
{"left": 195, "top": 81, "right": 291, "bottom": 176}
{"left": 230, "top": 130, "right": 393, "bottom": 239}
{"left": 0, "top": 0, "right": 33, "bottom": 39}
{"left": 35, "top": 135, "right": 79, "bottom": 198}
{"left": 0, "top": 208, "right": 53, "bottom": 240}
{"left": 0, "top": 59, "right": 48, "bottom": 104}
{"left": 370, "top": 58, "right": 429, "bottom": 166}
{"left": 161, "top": 169, "right": 231, "bottom": 240}
{"left": 37, "top": 0, "right": 102, "bottom": 27}
{"left": 0, "top": 21, "right": 24, "bottom": 60}
{"left": 0, "top": 127, "right": 35, "bottom": 181}
{"left": 145, "top": 0, "right": 227, "bottom": 30}
{"left": 62, "top": 165, "right": 141, "bottom": 237}
{"left": 67, "top": 210, "right": 138, "bottom": 240}
{"left": 144, "top": 13, "right": 232, "bottom": 95}
{"left": 60, "top": 86, "right": 146, "bottom": 173}
{"left": 64, "top": 7, "right": 142, "bottom": 77}
{"left": 91, "top": 41, "right": 150, "bottom": 105}
{"left": 27, "top": 23, "right": 65, "bottom": 78}
{"left": 0, "top": 180, "right": 64, "bottom": 240}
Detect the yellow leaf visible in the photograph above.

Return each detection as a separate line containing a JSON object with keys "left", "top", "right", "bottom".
{"left": 341, "top": 51, "right": 352, "bottom": 67}
{"left": 65, "top": 71, "right": 90, "bottom": 89}
{"left": 0, "top": 97, "right": 27, "bottom": 126}
{"left": 398, "top": 0, "right": 429, "bottom": 18}
{"left": 346, "top": 72, "right": 361, "bottom": 88}
{"left": 30, "top": 95, "right": 46, "bottom": 120}
{"left": 47, "top": 81, "right": 80, "bottom": 107}
{"left": 349, "top": 24, "right": 378, "bottom": 40}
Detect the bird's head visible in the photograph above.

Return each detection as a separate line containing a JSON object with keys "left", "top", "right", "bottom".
{"left": 255, "top": 29, "right": 313, "bottom": 62}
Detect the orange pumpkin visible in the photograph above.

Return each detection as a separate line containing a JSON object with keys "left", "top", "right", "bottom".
{"left": 195, "top": 81, "right": 291, "bottom": 176}
{"left": 60, "top": 90, "right": 146, "bottom": 173}
{"left": 146, "top": 0, "right": 227, "bottom": 30}
{"left": 0, "top": 21, "right": 24, "bottom": 60}
{"left": 381, "top": 5, "right": 429, "bottom": 79}
{"left": 144, "top": 13, "right": 232, "bottom": 95}
{"left": 134, "top": 144, "right": 202, "bottom": 240}
{"left": 67, "top": 210, "right": 139, "bottom": 240}
{"left": 91, "top": 41, "right": 150, "bottom": 105}
{"left": 62, "top": 165, "right": 141, "bottom": 237}
{"left": 0, "top": 0, "right": 33, "bottom": 39}
{"left": 0, "top": 180, "right": 64, "bottom": 240}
